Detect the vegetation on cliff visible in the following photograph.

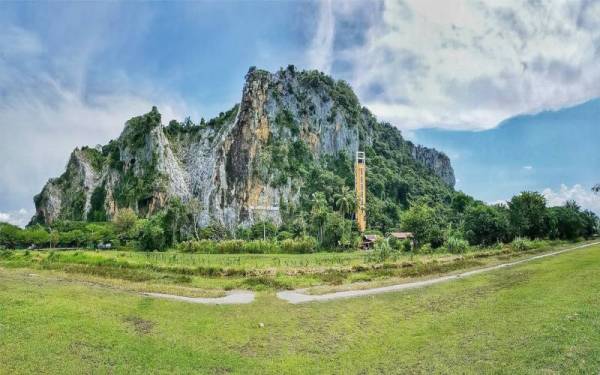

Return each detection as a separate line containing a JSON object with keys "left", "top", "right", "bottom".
{"left": 14, "top": 66, "right": 597, "bottom": 253}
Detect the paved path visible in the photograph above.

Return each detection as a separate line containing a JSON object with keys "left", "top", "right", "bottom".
{"left": 144, "top": 291, "right": 255, "bottom": 305}
{"left": 277, "top": 241, "right": 600, "bottom": 304}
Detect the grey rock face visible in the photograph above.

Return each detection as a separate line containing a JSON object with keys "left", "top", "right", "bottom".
{"left": 409, "top": 144, "right": 455, "bottom": 187}
{"left": 31, "top": 67, "right": 455, "bottom": 227}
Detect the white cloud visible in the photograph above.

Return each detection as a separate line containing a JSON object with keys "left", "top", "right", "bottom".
{"left": 312, "top": 0, "right": 600, "bottom": 130}
{"left": 0, "top": 209, "right": 32, "bottom": 228}
{"left": 542, "top": 184, "right": 600, "bottom": 214}
{"left": 523, "top": 165, "right": 533, "bottom": 170}
{"left": 0, "top": 24, "right": 192, "bottom": 215}
{"left": 307, "top": 0, "right": 335, "bottom": 74}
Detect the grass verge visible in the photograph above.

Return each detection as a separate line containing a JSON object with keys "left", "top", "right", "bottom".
{"left": 0, "top": 244, "right": 599, "bottom": 373}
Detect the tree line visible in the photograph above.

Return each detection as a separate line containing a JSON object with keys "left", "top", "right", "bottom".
{"left": 1, "top": 190, "right": 597, "bottom": 253}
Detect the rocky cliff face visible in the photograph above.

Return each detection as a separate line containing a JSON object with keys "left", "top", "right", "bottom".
{"left": 31, "top": 66, "right": 455, "bottom": 228}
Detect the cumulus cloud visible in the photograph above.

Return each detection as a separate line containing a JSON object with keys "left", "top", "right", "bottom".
{"left": 311, "top": 0, "right": 600, "bottom": 130}
{"left": 542, "top": 184, "right": 600, "bottom": 214}
{"left": 523, "top": 165, "right": 533, "bottom": 171}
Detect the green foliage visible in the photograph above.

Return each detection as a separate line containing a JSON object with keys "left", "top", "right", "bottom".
{"left": 281, "top": 236, "right": 317, "bottom": 254}
{"left": 206, "top": 104, "right": 239, "bottom": 130}
{"left": 177, "top": 239, "right": 217, "bottom": 253}
{"left": 215, "top": 240, "right": 245, "bottom": 254}
{"left": 112, "top": 208, "right": 138, "bottom": 235}
{"left": 175, "top": 236, "right": 317, "bottom": 254}
{"left": 124, "top": 106, "right": 162, "bottom": 149}
{"left": 275, "top": 109, "right": 299, "bottom": 136}
{"left": 445, "top": 236, "right": 469, "bottom": 254}
{"left": 87, "top": 185, "right": 107, "bottom": 222}
{"left": 401, "top": 202, "right": 444, "bottom": 248}
{"left": 0, "top": 222, "right": 21, "bottom": 248}
{"left": 102, "top": 140, "right": 123, "bottom": 171}
{"left": 249, "top": 220, "right": 278, "bottom": 240}
{"left": 545, "top": 201, "right": 598, "bottom": 240}
{"left": 511, "top": 237, "right": 533, "bottom": 251}
{"left": 135, "top": 216, "right": 166, "bottom": 251}
{"left": 389, "top": 236, "right": 412, "bottom": 252}
{"left": 463, "top": 204, "right": 510, "bottom": 245}
{"left": 80, "top": 146, "right": 106, "bottom": 172}
{"left": 508, "top": 192, "right": 547, "bottom": 238}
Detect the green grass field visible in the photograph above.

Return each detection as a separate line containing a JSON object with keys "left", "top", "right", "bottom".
{"left": 1, "top": 243, "right": 600, "bottom": 373}
{"left": 0, "top": 241, "right": 577, "bottom": 296}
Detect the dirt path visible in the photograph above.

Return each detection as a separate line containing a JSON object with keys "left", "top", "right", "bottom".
{"left": 144, "top": 291, "right": 255, "bottom": 304}
{"left": 277, "top": 241, "right": 600, "bottom": 304}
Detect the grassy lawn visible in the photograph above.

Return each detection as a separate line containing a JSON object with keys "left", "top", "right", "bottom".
{"left": 0, "top": 241, "right": 583, "bottom": 295}
{"left": 1, "top": 243, "right": 600, "bottom": 373}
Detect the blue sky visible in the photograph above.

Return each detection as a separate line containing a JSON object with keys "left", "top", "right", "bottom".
{"left": 1, "top": 0, "right": 599, "bottom": 225}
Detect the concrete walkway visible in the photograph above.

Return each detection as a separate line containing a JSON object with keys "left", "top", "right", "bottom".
{"left": 277, "top": 241, "right": 600, "bottom": 304}
{"left": 144, "top": 291, "right": 255, "bottom": 305}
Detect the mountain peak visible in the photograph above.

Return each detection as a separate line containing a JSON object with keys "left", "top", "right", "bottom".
{"left": 31, "top": 67, "right": 455, "bottom": 231}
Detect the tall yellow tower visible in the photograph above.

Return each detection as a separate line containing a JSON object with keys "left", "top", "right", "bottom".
{"left": 355, "top": 151, "right": 366, "bottom": 233}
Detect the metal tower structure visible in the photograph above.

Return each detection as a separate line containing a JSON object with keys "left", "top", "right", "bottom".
{"left": 355, "top": 151, "right": 366, "bottom": 233}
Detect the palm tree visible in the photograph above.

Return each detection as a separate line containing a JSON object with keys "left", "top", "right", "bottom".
{"left": 310, "top": 192, "right": 328, "bottom": 244}
{"left": 334, "top": 185, "right": 355, "bottom": 219}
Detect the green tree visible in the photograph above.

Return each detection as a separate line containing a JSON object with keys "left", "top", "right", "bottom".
{"left": 451, "top": 191, "right": 474, "bottom": 214}
{"left": 0, "top": 222, "right": 21, "bottom": 248}
{"left": 581, "top": 210, "right": 599, "bottom": 238}
{"left": 60, "top": 229, "right": 85, "bottom": 248}
{"left": 508, "top": 192, "right": 547, "bottom": 239}
{"left": 401, "top": 203, "right": 441, "bottom": 248}
{"left": 113, "top": 208, "right": 138, "bottom": 234}
{"left": 163, "top": 198, "right": 189, "bottom": 245}
{"left": 250, "top": 220, "right": 277, "bottom": 240}
{"left": 49, "top": 230, "right": 60, "bottom": 248}
{"left": 310, "top": 192, "right": 329, "bottom": 244}
{"left": 136, "top": 216, "right": 166, "bottom": 251}
{"left": 322, "top": 212, "right": 352, "bottom": 249}
{"left": 333, "top": 185, "right": 355, "bottom": 219}
{"left": 463, "top": 204, "right": 510, "bottom": 245}
{"left": 20, "top": 226, "right": 50, "bottom": 247}
{"left": 548, "top": 201, "right": 584, "bottom": 240}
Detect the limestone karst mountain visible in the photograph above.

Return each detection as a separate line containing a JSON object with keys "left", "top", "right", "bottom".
{"left": 31, "top": 66, "right": 455, "bottom": 230}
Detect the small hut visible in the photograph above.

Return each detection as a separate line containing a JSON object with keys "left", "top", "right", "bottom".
{"left": 361, "top": 234, "right": 379, "bottom": 250}
{"left": 389, "top": 232, "right": 414, "bottom": 240}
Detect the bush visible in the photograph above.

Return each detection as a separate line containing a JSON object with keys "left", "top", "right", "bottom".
{"left": 216, "top": 240, "right": 245, "bottom": 254}
{"left": 276, "top": 231, "right": 294, "bottom": 241}
{"left": 281, "top": 236, "right": 317, "bottom": 254}
{"left": 242, "top": 240, "right": 278, "bottom": 254}
{"left": 511, "top": 237, "right": 533, "bottom": 251}
{"left": 445, "top": 237, "right": 469, "bottom": 254}
{"left": 136, "top": 218, "right": 166, "bottom": 251}
{"left": 177, "top": 240, "right": 217, "bottom": 253}
{"left": 389, "top": 237, "right": 413, "bottom": 252}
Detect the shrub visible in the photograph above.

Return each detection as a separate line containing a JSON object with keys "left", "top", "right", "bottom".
{"left": 418, "top": 243, "right": 433, "bottom": 254}
{"left": 389, "top": 237, "right": 413, "bottom": 252}
{"left": 242, "top": 240, "right": 278, "bottom": 254}
{"left": 511, "top": 237, "right": 533, "bottom": 251}
{"left": 276, "top": 231, "right": 294, "bottom": 241}
{"left": 176, "top": 240, "right": 217, "bottom": 253}
{"left": 216, "top": 240, "right": 245, "bottom": 254}
{"left": 372, "top": 241, "right": 393, "bottom": 262}
{"left": 281, "top": 236, "right": 317, "bottom": 254}
{"left": 136, "top": 218, "right": 166, "bottom": 251}
{"left": 445, "top": 237, "right": 469, "bottom": 254}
